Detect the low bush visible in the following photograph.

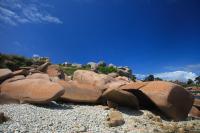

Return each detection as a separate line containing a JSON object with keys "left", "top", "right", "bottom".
{"left": 97, "top": 66, "right": 117, "bottom": 74}
{"left": 0, "top": 53, "right": 33, "bottom": 71}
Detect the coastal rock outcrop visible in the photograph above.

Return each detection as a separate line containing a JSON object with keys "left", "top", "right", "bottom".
{"left": 12, "top": 69, "right": 29, "bottom": 76}
{"left": 103, "top": 88, "right": 139, "bottom": 109}
{"left": 59, "top": 80, "right": 102, "bottom": 103}
{"left": 47, "top": 65, "right": 65, "bottom": 79}
{"left": 189, "top": 106, "right": 200, "bottom": 118}
{"left": 1, "top": 75, "right": 25, "bottom": 85}
{"left": 26, "top": 73, "right": 50, "bottom": 81}
{"left": 73, "top": 70, "right": 114, "bottom": 90}
{"left": 0, "top": 69, "right": 13, "bottom": 82}
{"left": 1, "top": 79, "right": 65, "bottom": 104}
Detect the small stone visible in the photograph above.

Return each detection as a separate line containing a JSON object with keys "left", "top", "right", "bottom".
{"left": 186, "top": 123, "right": 193, "bottom": 130}
{"left": 152, "top": 128, "right": 160, "bottom": 132}
{"left": 102, "top": 106, "right": 109, "bottom": 110}
{"left": 152, "top": 116, "right": 162, "bottom": 123}
{"left": 107, "top": 111, "right": 125, "bottom": 127}
{"left": 77, "top": 126, "right": 87, "bottom": 132}
{"left": 0, "top": 112, "right": 9, "bottom": 124}
{"left": 177, "top": 128, "right": 185, "bottom": 133}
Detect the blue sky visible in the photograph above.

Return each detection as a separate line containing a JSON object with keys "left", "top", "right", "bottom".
{"left": 0, "top": 0, "right": 200, "bottom": 81}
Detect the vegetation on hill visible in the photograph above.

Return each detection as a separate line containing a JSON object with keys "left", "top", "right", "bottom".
{"left": 97, "top": 66, "right": 117, "bottom": 74}
{"left": 59, "top": 65, "right": 117, "bottom": 75}
{"left": 143, "top": 74, "right": 200, "bottom": 88}
{"left": 143, "top": 75, "right": 163, "bottom": 81}
{"left": 195, "top": 76, "right": 200, "bottom": 85}
{"left": 2, "top": 53, "right": 198, "bottom": 86}
{"left": 59, "top": 65, "right": 91, "bottom": 76}
{"left": 0, "top": 53, "right": 33, "bottom": 71}
{"left": 0, "top": 53, "right": 48, "bottom": 71}
{"left": 143, "top": 75, "right": 155, "bottom": 81}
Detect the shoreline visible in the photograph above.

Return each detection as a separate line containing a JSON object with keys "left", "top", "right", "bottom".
{"left": 1, "top": 102, "right": 200, "bottom": 133}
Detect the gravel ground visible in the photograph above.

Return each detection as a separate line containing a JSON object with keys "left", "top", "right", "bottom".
{"left": 0, "top": 102, "right": 200, "bottom": 133}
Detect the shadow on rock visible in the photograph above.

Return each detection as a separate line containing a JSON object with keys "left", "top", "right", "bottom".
{"left": 126, "top": 89, "right": 170, "bottom": 120}
{"left": 0, "top": 94, "right": 20, "bottom": 104}
{"left": 118, "top": 106, "right": 144, "bottom": 116}
{"left": 33, "top": 101, "right": 74, "bottom": 110}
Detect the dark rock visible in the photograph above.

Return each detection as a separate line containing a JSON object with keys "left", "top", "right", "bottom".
{"left": 0, "top": 112, "right": 9, "bottom": 124}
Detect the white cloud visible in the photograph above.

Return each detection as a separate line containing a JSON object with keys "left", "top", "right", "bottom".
{"left": 0, "top": 0, "right": 62, "bottom": 26}
{"left": 183, "top": 64, "right": 200, "bottom": 73}
{"left": 135, "top": 74, "right": 146, "bottom": 80}
{"left": 32, "top": 54, "right": 40, "bottom": 58}
{"left": 136, "top": 71, "right": 198, "bottom": 82}
{"left": 165, "top": 64, "right": 200, "bottom": 74}
{"left": 155, "top": 71, "right": 197, "bottom": 82}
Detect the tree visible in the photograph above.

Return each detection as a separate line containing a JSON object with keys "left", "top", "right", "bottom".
{"left": 97, "top": 66, "right": 117, "bottom": 74}
{"left": 195, "top": 76, "right": 200, "bottom": 84}
{"left": 131, "top": 75, "right": 136, "bottom": 81}
{"left": 155, "top": 77, "right": 163, "bottom": 81}
{"left": 187, "top": 79, "right": 194, "bottom": 85}
{"left": 144, "top": 75, "right": 154, "bottom": 81}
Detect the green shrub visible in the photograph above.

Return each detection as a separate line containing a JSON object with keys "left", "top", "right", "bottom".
{"left": 60, "top": 65, "right": 91, "bottom": 76}
{"left": 82, "top": 64, "right": 91, "bottom": 70}
{"left": 0, "top": 53, "right": 34, "bottom": 71}
{"left": 97, "top": 66, "right": 117, "bottom": 74}
{"left": 61, "top": 67, "right": 78, "bottom": 76}
{"left": 131, "top": 75, "right": 136, "bottom": 81}
{"left": 144, "top": 75, "right": 154, "bottom": 81}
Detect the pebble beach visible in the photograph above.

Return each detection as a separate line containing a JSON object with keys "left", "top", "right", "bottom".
{"left": 0, "top": 102, "right": 200, "bottom": 133}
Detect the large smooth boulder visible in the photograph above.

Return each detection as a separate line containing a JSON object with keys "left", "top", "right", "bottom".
{"left": 26, "top": 73, "right": 50, "bottom": 81}
{"left": 120, "top": 81, "right": 194, "bottom": 121}
{"left": 102, "top": 88, "right": 139, "bottom": 109}
{"left": 1, "top": 79, "right": 65, "bottom": 103}
{"left": 50, "top": 76, "right": 60, "bottom": 82}
{"left": 37, "top": 62, "right": 50, "bottom": 72}
{"left": 105, "top": 81, "right": 127, "bottom": 90}
{"left": 0, "top": 69, "right": 13, "bottom": 82}
{"left": 108, "top": 73, "right": 118, "bottom": 78}
{"left": 1, "top": 75, "right": 25, "bottom": 85}
{"left": 29, "top": 69, "right": 41, "bottom": 74}
{"left": 189, "top": 106, "right": 200, "bottom": 118}
{"left": 193, "top": 98, "right": 200, "bottom": 110}
{"left": 46, "top": 65, "right": 65, "bottom": 79}
{"left": 115, "top": 76, "right": 131, "bottom": 82}
{"left": 87, "top": 62, "right": 98, "bottom": 71}
{"left": 12, "top": 69, "right": 29, "bottom": 76}
{"left": 105, "top": 76, "right": 132, "bottom": 90}
{"left": 73, "top": 70, "right": 114, "bottom": 90}
{"left": 141, "top": 81, "right": 193, "bottom": 121}
{"left": 0, "top": 94, "right": 19, "bottom": 104}
{"left": 119, "top": 82, "right": 149, "bottom": 90}
{"left": 59, "top": 80, "right": 102, "bottom": 103}
{"left": 117, "top": 67, "right": 132, "bottom": 78}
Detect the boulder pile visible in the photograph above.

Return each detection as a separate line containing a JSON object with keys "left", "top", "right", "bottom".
{"left": 0, "top": 63, "right": 65, "bottom": 104}
{"left": 0, "top": 62, "right": 197, "bottom": 121}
